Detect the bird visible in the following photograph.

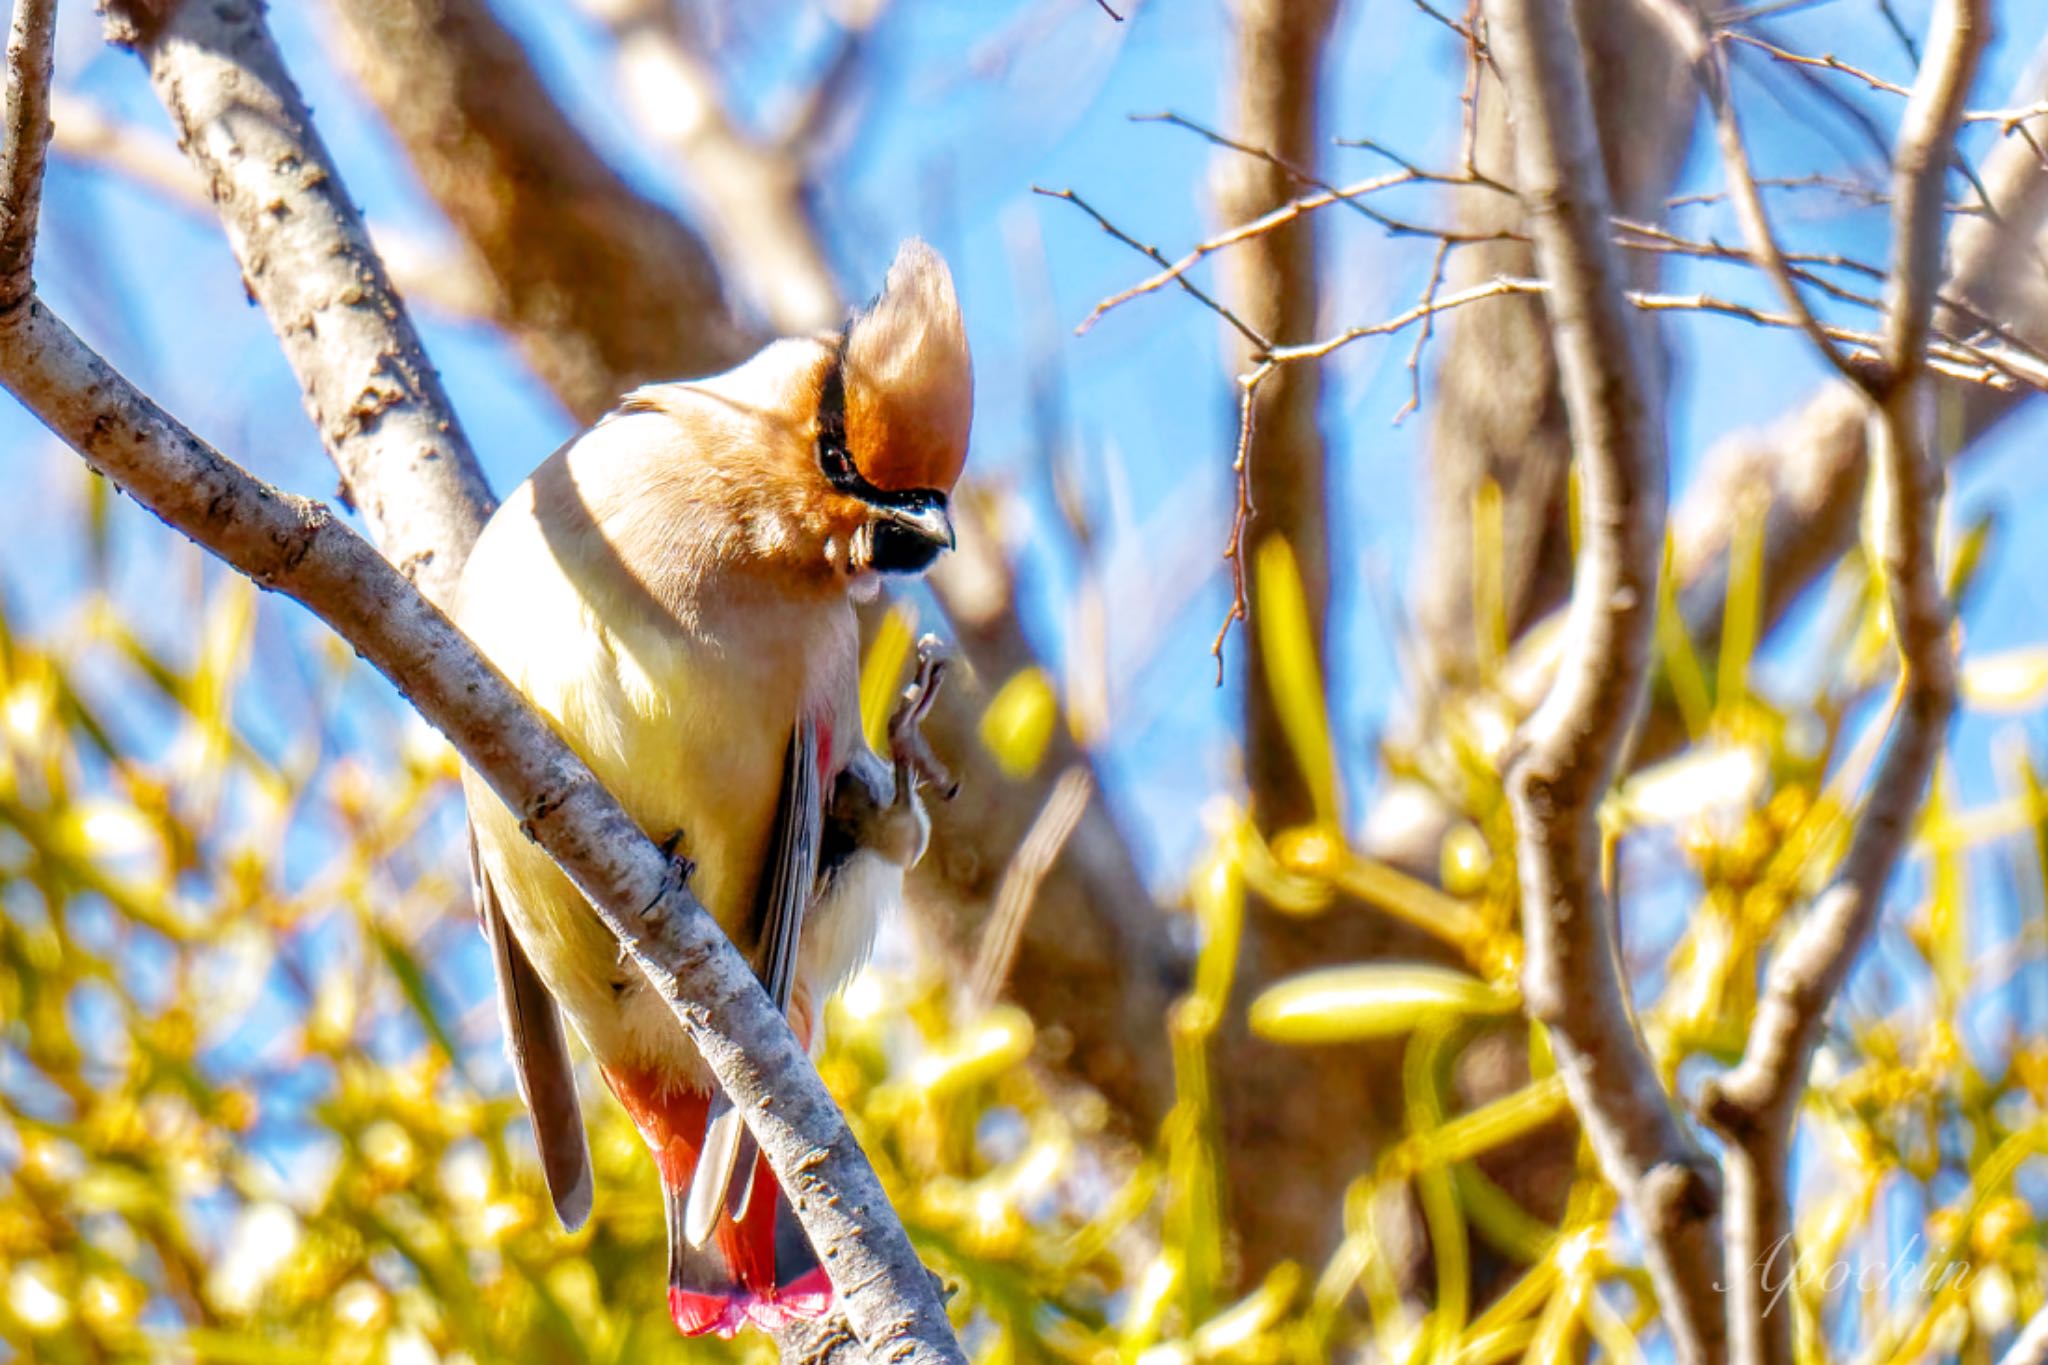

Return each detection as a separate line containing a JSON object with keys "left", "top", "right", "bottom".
{"left": 453, "top": 239, "right": 971, "bottom": 1337}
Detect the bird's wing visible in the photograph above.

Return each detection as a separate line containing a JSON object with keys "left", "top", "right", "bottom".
{"left": 685, "top": 714, "right": 822, "bottom": 1247}
{"left": 470, "top": 824, "right": 593, "bottom": 1230}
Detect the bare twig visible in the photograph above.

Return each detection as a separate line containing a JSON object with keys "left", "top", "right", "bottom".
{"left": 1667, "top": 170, "right": 1890, "bottom": 208}
{"left": 1648, "top": 0, "right": 1862, "bottom": 383}
{"left": 1395, "top": 238, "right": 1453, "bottom": 424}
{"left": 1212, "top": 362, "right": 1273, "bottom": 679}
{"left": 1260, "top": 272, "right": 2040, "bottom": 391}
{"left": 1034, "top": 185, "right": 1270, "bottom": 349}
{"left": 1479, "top": 3, "right": 1726, "bottom": 1362}
{"left": 1727, "top": 28, "right": 2038, "bottom": 128}
{"left": 1073, "top": 166, "right": 1506, "bottom": 335}
{"left": 1723, "top": 30, "right": 1910, "bottom": 98}
{"left": 1698, "top": 6, "right": 1983, "bottom": 1365}
{"left": 102, "top": 0, "right": 494, "bottom": 609}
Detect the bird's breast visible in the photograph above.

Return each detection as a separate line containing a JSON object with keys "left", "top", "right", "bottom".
{"left": 457, "top": 484, "right": 860, "bottom": 1069}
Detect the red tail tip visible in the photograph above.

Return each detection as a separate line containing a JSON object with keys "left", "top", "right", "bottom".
{"left": 669, "top": 1269, "right": 835, "bottom": 1338}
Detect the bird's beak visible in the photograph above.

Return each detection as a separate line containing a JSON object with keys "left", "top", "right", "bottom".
{"left": 882, "top": 499, "right": 955, "bottom": 552}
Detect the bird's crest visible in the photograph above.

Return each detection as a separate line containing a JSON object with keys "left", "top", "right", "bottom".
{"left": 841, "top": 240, "right": 973, "bottom": 495}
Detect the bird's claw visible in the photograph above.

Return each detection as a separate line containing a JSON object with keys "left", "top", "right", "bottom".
{"left": 639, "top": 829, "right": 696, "bottom": 922}
{"left": 888, "top": 635, "right": 958, "bottom": 801}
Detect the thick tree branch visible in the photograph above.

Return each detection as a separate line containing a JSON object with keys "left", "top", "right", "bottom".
{"left": 1699, "top": 6, "right": 1982, "bottom": 1365}
{"left": 101, "top": 0, "right": 493, "bottom": 609}
{"left": 1479, "top": 2, "right": 1726, "bottom": 1361}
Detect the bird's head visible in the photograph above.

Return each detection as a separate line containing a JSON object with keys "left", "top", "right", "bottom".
{"left": 811, "top": 239, "right": 973, "bottom": 583}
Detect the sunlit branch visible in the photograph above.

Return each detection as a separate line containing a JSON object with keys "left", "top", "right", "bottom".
{"left": 1479, "top": 2, "right": 1727, "bottom": 1362}
{"left": 0, "top": 0, "right": 52, "bottom": 312}
{"left": 1698, "top": 5, "right": 1983, "bottom": 1365}
{"left": 101, "top": 0, "right": 492, "bottom": 609}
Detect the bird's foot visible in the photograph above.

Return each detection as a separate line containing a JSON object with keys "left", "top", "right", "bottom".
{"left": 888, "top": 635, "right": 957, "bottom": 802}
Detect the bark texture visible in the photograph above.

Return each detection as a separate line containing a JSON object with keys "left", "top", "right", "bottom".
{"left": 106, "top": 0, "right": 496, "bottom": 608}
{"left": 1481, "top": 1, "right": 1725, "bottom": 1356}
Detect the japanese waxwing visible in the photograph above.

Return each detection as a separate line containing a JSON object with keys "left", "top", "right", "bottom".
{"left": 454, "top": 238, "right": 972, "bottom": 1337}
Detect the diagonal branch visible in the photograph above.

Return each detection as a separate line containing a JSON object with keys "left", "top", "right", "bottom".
{"left": 1479, "top": 2, "right": 1726, "bottom": 1361}
{"left": 1699, "top": 5, "right": 1982, "bottom": 1365}
{"left": 101, "top": 0, "right": 494, "bottom": 608}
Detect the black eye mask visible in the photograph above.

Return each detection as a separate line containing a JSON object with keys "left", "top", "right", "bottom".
{"left": 815, "top": 325, "right": 951, "bottom": 526}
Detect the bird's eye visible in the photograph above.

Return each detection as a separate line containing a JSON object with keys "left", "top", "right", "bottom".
{"left": 819, "top": 436, "right": 858, "bottom": 490}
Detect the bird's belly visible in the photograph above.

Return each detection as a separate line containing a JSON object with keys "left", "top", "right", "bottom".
{"left": 468, "top": 620, "right": 801, "bottom": 1075}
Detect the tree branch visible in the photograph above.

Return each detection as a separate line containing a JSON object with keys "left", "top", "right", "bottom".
{"left": 101, "top": 0, "right": 494, "bottom": 608}
{"left": 1699, "top": 6, "right": 1982, "bottom": 1365}
{"left": 0, "top": 0, "right": 51, "bottom": 311}
{"left": 1479, "top": 2, "right": 1726, "bottom": 1361}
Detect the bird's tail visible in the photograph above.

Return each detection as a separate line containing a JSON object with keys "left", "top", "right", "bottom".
{"left": 604, "top": 1068, "right": 833, "bottom": 1338}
